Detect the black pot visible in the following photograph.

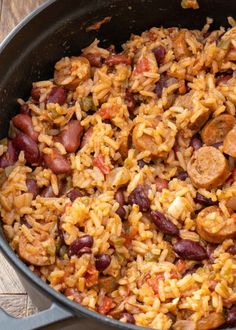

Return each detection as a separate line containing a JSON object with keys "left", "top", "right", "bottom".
{"left": 0, "top": 0, "right": 235, "bottom": 329}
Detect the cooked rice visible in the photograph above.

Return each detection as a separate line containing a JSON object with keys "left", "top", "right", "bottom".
{"left": 1, "top": 17, "right": 236, "bottom": 330}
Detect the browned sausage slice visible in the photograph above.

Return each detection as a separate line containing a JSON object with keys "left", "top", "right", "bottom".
{"left": 223, "top": 127, "right": 236, "bottom": 157}
{"left": 172, "top": 31, "right": 190, "bottom": 60}
{"left": 54, "top": 56, "right": 90, "bottom": 91}
{"left": 201, "top": 114, "right": 236, "bottom": 146}
{"left": 132, "top": 124, "right": 160, "bottom": 157}
{"left": 196, "top": 312, "right": 225, "bottom": 330}
{"left": 174, "top": 90, "right": 210, "bottom": 131}
{"left": 187, "top": 146, "right": 229, "bottom": 189}
{"left": 196, "top": 206, "right": 236, "bottom": 243}
{"left": 132, "top": 119, "right": 176, "bottom": 159}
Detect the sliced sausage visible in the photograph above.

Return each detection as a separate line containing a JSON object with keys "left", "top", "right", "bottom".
{"left": 201, "top": 114, "right": 236, "bottom": 146}
{"left": 196, "top": 312, "right": 225, "bottom": 330}
{"left": 54, "top": 56, "right": 90, "bottom": 91}
{"left": 196, "top": 206, "right": 236, "bottom": 243}
{"left": 187, "top": 146, "right": 229, "bottom": 189}
{"left": 226, "top": 196, "right": 236, "bottom": 211}
{"left": 132, "top": 123, "right": 159, "bottom": 157}
{"left": 172, "top": 31, "right": 190, "bottom": 60}
{"left": 55, "top": 120, "right": 84, "bottom": 153}
{"left": 223, "top": 127, "right": 236, "bottom": 157}
{"left": 174, "top": 91, "right": 210, "bottom": 131}
{"left": 18, "top": 231, "right": 55, "bottom": 266}
{"left": 132, "top": 119, "right": 175, "bottom": 158}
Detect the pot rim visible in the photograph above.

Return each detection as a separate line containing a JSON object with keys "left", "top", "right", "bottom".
{"left": 0, "top": 1, "right": 141, "bottom": 329}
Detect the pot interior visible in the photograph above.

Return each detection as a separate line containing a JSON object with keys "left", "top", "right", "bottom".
{"left": 0, "top": 0, "right": 234, "bottom": 137}
{"left": 0, "top": 0, "right": 236, "bottom": 329}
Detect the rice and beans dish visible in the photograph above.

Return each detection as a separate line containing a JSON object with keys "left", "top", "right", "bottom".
{"left": 1, "top": 17, "right": 236, "bottom": 330}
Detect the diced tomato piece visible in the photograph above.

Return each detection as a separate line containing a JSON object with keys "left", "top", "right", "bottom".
{"left": 135, "top": 57, "right": 149, "bottom": 74}
{"left": 147, "top": 273, "right": 164, "bottom": 294}
{"left": 98, "top": 107, "right": 112, "bottom": 120}
{"left": 175, "top": 259, "right": 187, "bottom": 273}
{"left": 209, "top": 280, "right": 218, "bottom": 291}
{"left": 122, "top": 227, "right": 138, "bottom": 247}
{"left": 93, "top": 155, "right": 110, "bottom": 174}
{"left": 98, "top": 296, "right": 113, "bottom": 314}
{"left": 85, "top": 264, "right": 99, "bottom": 288}
{"left": 98, "top": 105, "right": 117, "bottom": 120}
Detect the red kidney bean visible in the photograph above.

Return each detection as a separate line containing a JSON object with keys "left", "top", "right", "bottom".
{"left": 41, "top": 185, "right": 55, "bottom": 198}
{"left": 212, "top": 142, "right": 223, "bottom": 149}
{"left": 47, "top": 87, "right": 67, "bottom": 105}
{"left": 194, "top": 193, "right": 218, "bottom": 206}
{"left": 0, "top": 140, "right": 18, "bottom": 168}
{"left": 155, "top": 74, "right": 178, "bottom": 98}
{"left": 154, "top": 74, "right": 166, "bottom": 98}
{"left": 216, "top": 69, "right": 233, "bottom": 86}
{"left": 115, "top": 190, "right": 125, "bottom": 206}
{"left": 128, "top": 185, "right": 150, "bottom": 211}
{"left": 31, "top": 86, "right": 41, "bottom": 102}
{"left": 105, "top": 54, "right": 131, "bottom": 66}
{"left": 173, "top": 239, "right": 208, "bottom": 261}
{"left": 154, "top": 80, "right": 164, "bottom": 98}
{"left": 95, "top": 253, "right": 111, "bottom": 271}
{"left": 206, "top": 243, "right": 217, "bottom": 264}
{"left": 226, "top": 306, "right": 236, "bottom": 327}
{"left": 183, "top": 264, "right": 200, "bottom": 276}
{"left": 20, "top": 218, "right": 32, "bottom": 228}
{"left": 116, "top": 206, "right": 126, "bottom": 219}
{"left": 43, "top": 149, "right": 71, "bottom": 174}
{"left": 115, "top": 189, "right": 126, "bottom": 218}
{"left": 67, "top": 188, "right": 83, "bottom": 202}
{"left": 13, "top": 133, "right": 39, "bottom": 165}
{"left": 176, "top": 172, "right": 188, "bottom": 181}
{"left": 138, "top": 160, "right": 147, "bottom": 168}
{"left": 12, "top": 114, "right": 38, "bottom": 142}
{"left": 68, "top": 235, "right": 94, "bottom": 257}
{"left": 107, "top": 45, "right": 116, "bottom": 54}
{"left": 20, "top": 104, "right": 30, "bottom": 115}
{"left": 56, "top": 120, "right": 83, "bottom": 153}
{"left": 155, "top": 177, "right": 168, "bottom": 192}
{"left": 190, "top": 137, "right": 202, "bottom": 151}
{"left": 57, "top": 217, "right": 65, "bottom": 242}
{"left": 26, "top": 179, "right": 39, "bottom": 199}
{"left": 152, "top": 45, "right": 166, "bottom": 64}
{"left": 154, "top": 74, "right": 168, "bottom": 98}
{"left": 120, "top": 312, "right": 135, "bottom": 324}
{"left": 228, "top": 244, "right": 236, "bottom": 255}
{"left": 84, "top": 53, "right": 103, "bottom": 68}
{"left": 151, "top": 211, "right": 179, "bottom": 236}
{"left": 124, "top": 92, "right": 136, "bottom": 113}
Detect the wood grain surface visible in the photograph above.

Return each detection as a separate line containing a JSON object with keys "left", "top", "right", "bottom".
{"left": 0, "top": 0, "right": 46, "bottom": 318}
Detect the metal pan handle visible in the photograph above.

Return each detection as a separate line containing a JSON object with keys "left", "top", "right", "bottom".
{"left": 0, "top": 302, "right": 74, "bottom": 330}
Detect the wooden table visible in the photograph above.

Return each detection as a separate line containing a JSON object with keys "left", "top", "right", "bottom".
{"left": 0, "top": 0, "right": 47, "bottom": 318}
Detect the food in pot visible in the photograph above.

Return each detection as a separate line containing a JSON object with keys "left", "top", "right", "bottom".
{"left": 1, "top": 18, "right": 236, "bottom": 330}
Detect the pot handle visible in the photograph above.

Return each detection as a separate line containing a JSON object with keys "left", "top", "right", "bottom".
{"left": 0, "top": 301, "right": 74, "bottom": 330}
